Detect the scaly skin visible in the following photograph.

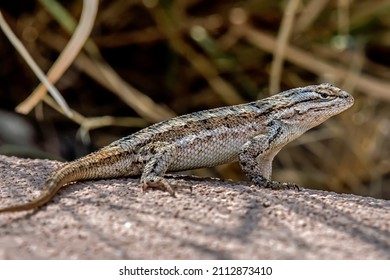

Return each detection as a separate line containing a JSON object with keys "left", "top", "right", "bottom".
{"left": 0, "top": 83, "right": 354, "bottom": 212}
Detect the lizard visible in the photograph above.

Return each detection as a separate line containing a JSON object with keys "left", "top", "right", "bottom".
{"left": 0, "top": 83, "right": 354, "bottom": 213}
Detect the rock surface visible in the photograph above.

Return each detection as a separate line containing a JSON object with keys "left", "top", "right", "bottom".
{"left": 0, "top": 155, "right": 389, "bottom": 259}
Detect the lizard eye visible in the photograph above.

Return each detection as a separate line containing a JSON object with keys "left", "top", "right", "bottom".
{"left": 319, "top": 92, "right": 330, "bottom": 99}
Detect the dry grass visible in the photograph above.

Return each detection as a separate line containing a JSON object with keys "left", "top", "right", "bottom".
{"left": 0, "top": 0, "right": 389, "bottom": 198}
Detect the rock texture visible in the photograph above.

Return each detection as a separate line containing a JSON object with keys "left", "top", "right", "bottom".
{"left": 0, "top": 155, "right": 389, "bottom": 259}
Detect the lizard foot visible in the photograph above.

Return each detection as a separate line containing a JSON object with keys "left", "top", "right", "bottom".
{"left": 252, "top": 177, "right": 301, "bottom": 191}
{"left": 141, "top": 177, "right": 176, "bottom": 197}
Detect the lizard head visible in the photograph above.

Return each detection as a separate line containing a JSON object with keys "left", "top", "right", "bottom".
{"left": 274, "top": 83, "right": 354, "bottom": 129}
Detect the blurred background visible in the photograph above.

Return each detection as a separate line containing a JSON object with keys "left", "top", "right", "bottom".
{"left": 0, "top": 0, "right": 389, "bottom": 199}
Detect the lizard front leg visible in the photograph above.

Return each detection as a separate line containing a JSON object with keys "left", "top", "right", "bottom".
{"left": 238, "top": 122, "right": 300, "bottom": 190}
{"left": 139, "top": 142, "right": 178, "bottom": 196}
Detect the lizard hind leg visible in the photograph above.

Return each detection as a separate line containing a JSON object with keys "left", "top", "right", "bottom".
{"left": 139, "top": 142, "right": 178, "bottom": 196}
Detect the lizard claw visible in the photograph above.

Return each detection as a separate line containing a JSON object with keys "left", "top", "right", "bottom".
{"left": 265, "top": 181, "right": 301, "bottom": 191}
{"left": 278, "top": 182, "right": 301, "bottom": 191}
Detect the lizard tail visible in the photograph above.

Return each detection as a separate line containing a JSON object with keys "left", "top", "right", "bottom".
{"left": 0, "top": 160, "right": 92, "bottom": 213}
{"left": 0, "top": 178, "right": 62, "bottom": 213}
{"left": 0, "top": 146, "right": 132, "bottom": 213}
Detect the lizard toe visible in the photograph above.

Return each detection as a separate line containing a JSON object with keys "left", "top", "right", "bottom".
{"left": 253, "top": 178, "right": 301, "bottom": 191}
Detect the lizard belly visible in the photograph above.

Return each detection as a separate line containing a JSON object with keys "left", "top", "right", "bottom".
{"left": 168, "top": 127, "right": 253, "bottom": 171}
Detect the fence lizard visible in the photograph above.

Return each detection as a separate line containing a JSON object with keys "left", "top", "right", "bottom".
{"left": 0, "top": 83, "right": 354, "bottom": 213}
